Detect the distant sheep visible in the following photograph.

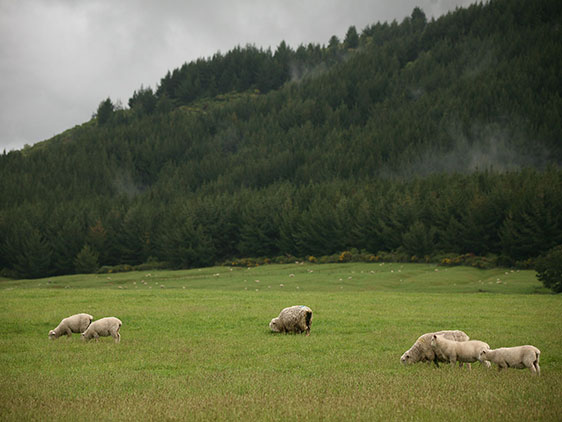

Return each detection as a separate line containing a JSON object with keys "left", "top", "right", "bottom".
{"left": 269, "top": 305, "right": 313, "bottom": 336}
{"left": 81, "top": 317, "right": 122, "bottom": 343}
{"left": 430, "top": 334, "right": 491, "bottom": 369}
{"left": 479, "top": 346, "right": 540, "bottom": 375}
{"left": 400, "top": 330, "right": 469, "bottom": 367}
{"left": 49, "top": 313, "right": 93, "bottom": 340}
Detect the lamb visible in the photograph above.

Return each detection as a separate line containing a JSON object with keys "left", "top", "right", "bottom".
{"left": 81, "top": 317, "right": 122, "bottom": 343}
{"left": 48, "top": 313, "right": 93, "bottom": 340}
{"left": 269, "top": 305, "right": 313, "bottom": 336}
{"left": 430, "top": 334, "right": 491, "bottom": 369}
{"left": 400, "top": 330, "right": 469, "bottom": 367}
{"left": 479, "top": 346, "right": 540, "bottom": 375}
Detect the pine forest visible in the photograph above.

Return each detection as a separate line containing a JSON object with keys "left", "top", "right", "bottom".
{"left": 1, "top": 0, "right": 561, "bottom": 278}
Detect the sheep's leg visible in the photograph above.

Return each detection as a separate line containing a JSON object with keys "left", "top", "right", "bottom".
{"left": 433, "top": 358, "right": 440, "bottom": 368}
{"left": 523, "top": 356, "right": 539, "bottom": 375}
{"left": 524, "top": 357, "right": 538, "bottom": 375}
{"left": 534, "top": 362, "right": 540, "bottom": 376}
{"left": 65, "top": 328, "right": 72, "bottom": 338}
{"left": 93, "top": 332, "right": 99, "bottom": 342}
{"left": 113, "top": 331, "right": 121, "bottom": 343}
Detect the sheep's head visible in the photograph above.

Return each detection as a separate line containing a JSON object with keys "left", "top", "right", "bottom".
{"left": 48, "top": 330, "right": 56, "bottom": 340}
{"left": 479, "top": 349, "right": 489, "bottom": 360}
{"left": 269, "top": 318, "right": 281, "bottom": 333}
{"left": 400, "top": 352, "right": 412, "bottom": 365}
{"left": 81, "top": 332, "right": 87, "bottom": 341}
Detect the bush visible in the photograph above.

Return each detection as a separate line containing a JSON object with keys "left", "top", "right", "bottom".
{"left": 318, "top": 253, "right": 340, "bottom": 264}
{"left": 96, "top": 259, "right": 168, "bottom": 274}
{"left": 437, "top": 253, "right": 498, "bottom": 269}
{"left": 339, "top": 251, "right": 353, "bottom": 262}
{"left": 535, "top": 245, "right": 562, "bottom": 293}
{"left": 134, "top": 260, "right": 169, "bottom": 271}
{"left": 374, "top": 250, "right": 410, "bottom": 263}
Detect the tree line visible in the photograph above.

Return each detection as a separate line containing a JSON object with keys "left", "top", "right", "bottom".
{"left": 2, "top": 169, "right": 561, "bottom": 278}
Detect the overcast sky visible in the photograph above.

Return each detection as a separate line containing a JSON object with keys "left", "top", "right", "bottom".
{"left": 0, "top": 0, "right": 476, "bottom": 152}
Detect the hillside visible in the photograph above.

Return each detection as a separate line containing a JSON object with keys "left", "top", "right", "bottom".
{"left": 1, "top": 0, "right": 562, "bottom": 278}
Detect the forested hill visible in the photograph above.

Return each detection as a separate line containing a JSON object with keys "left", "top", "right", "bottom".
{"left": 1, "top": 0, "right": 562, "bottom": 278}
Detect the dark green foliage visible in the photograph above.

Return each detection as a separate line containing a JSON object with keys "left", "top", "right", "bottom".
{"left": 128, "top": 86, "right": 157, "bottom": 117}
{"left": 401, "top": 221, "right": 436, "bottom": 258}
{"left": 161, "top": 219, "right": 216, "bottom": 269}
{"left": 96, "top": 97, "right": 114, "bottom": 125}
{"left": 6, "top": 223, "right": 52, "bottom": 279}
{"left": 74, "top": 244, "right": 99, "bottom": 274}
{"left": 1, "top": 0, "right": 561, "bottom": 278}
{"left": 344, "top": 26, "right": 359, "bottom": 49}
{"left": 535, "top": 246, "right": 562, "bottom": 293}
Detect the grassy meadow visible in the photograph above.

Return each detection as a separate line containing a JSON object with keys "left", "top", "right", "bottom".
{"left": 1, "top": 262, "right": 561, "bottom": 421}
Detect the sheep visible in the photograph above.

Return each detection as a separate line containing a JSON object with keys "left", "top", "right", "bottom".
{"left": 48, "top": 313, "right": 93, "bottom": 340}
{"left": 479, "top": 346, "right": 540, "bottom": 375}
{"left": 430, "top": 334, "right": 491, "bottom": 369}
{"left": 81, "top": 317, "right": 122, "bottom": 343}
{"left": 269, "top": 305, "right": 313, "bottom": 336}
{"left": 400, "top": 330, "right": 469, "bottom": 367}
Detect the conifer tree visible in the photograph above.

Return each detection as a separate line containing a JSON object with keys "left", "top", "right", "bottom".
{"left": 344, "top": 26, "right": 359, "bottom": 49}
{"left": 535, "top": 245, "right": 562, "bottom": 293}
{"left": 96, "top": 97, "right": 114, "bottom": 125}
{"left": 74, "top": 244, "right": 99, "bottom": 274}
{"left": 12, "top": 228, "right": 52, "bottom": 279}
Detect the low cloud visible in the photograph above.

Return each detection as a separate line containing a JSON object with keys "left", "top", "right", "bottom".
{"left": 389, "top": 121, "right": 552, "bottom": 178}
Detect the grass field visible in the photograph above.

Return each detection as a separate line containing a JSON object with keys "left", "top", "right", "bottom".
{"left": 1, "top": 263, "right": 561, "bottom": 421}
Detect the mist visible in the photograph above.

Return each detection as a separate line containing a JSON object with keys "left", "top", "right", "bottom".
{"left": 387, "top": 121, "right": 553, "bottom": 179}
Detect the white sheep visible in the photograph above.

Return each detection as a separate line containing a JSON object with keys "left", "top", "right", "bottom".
{"left": 479, "top": 346, "right": 540, "bottom": 375}
{"left": 269, "top": 305, "right": 313, "bottom": 336}
{"left": 400, "top": 330, "right": 469, "bottom": 367}
{"left": 48, "top": 313, "right": 93, "bottom": 340}
{"left": 430, "top": 334, "right": 491, "bottom": 369}
{"left": 81, "top": 317, "right": 122, "bottom": 343}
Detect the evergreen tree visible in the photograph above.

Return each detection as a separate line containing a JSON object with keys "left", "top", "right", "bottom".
{"left": 344, "top": 26, "right": 359, "bottom": 49}
{"left": 129, "top": 85, "right": 157, "bottom": 116}
{"left": 535, "top": 245, "right": 562, "bottom": 293}
{"left": 96, "top": 97, "right": 115, "bottom": 125}
{"left": 11, "top": 227, "right": 52, "bottom": 279}
{"left": 74, "top": 244, "right": 99, "bottom": 274}
{"left": 402, "top": 221, "right": 437, "bottom": 257}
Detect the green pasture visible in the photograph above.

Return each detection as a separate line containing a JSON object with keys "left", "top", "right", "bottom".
{"left": 1, "top": 263, "right": 561, "bottom": 421}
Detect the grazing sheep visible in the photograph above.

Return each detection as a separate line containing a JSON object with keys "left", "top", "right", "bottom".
{"left": 269, "top": 305, "right": 313, "bottom": 336}
{"left": 430, "top": 334, "right": 491, "bottom": 369}
{"left": 479, "top": 346, "right": 540, "bottom": 375}
{"left": 400, "top": 330, "right": 469, "bottom": 367}
{"left": 48, "top": 313, "right": 93, "bottom": 340}
{"left": 81, "top": 317, "right": 122, "bottom": 343}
